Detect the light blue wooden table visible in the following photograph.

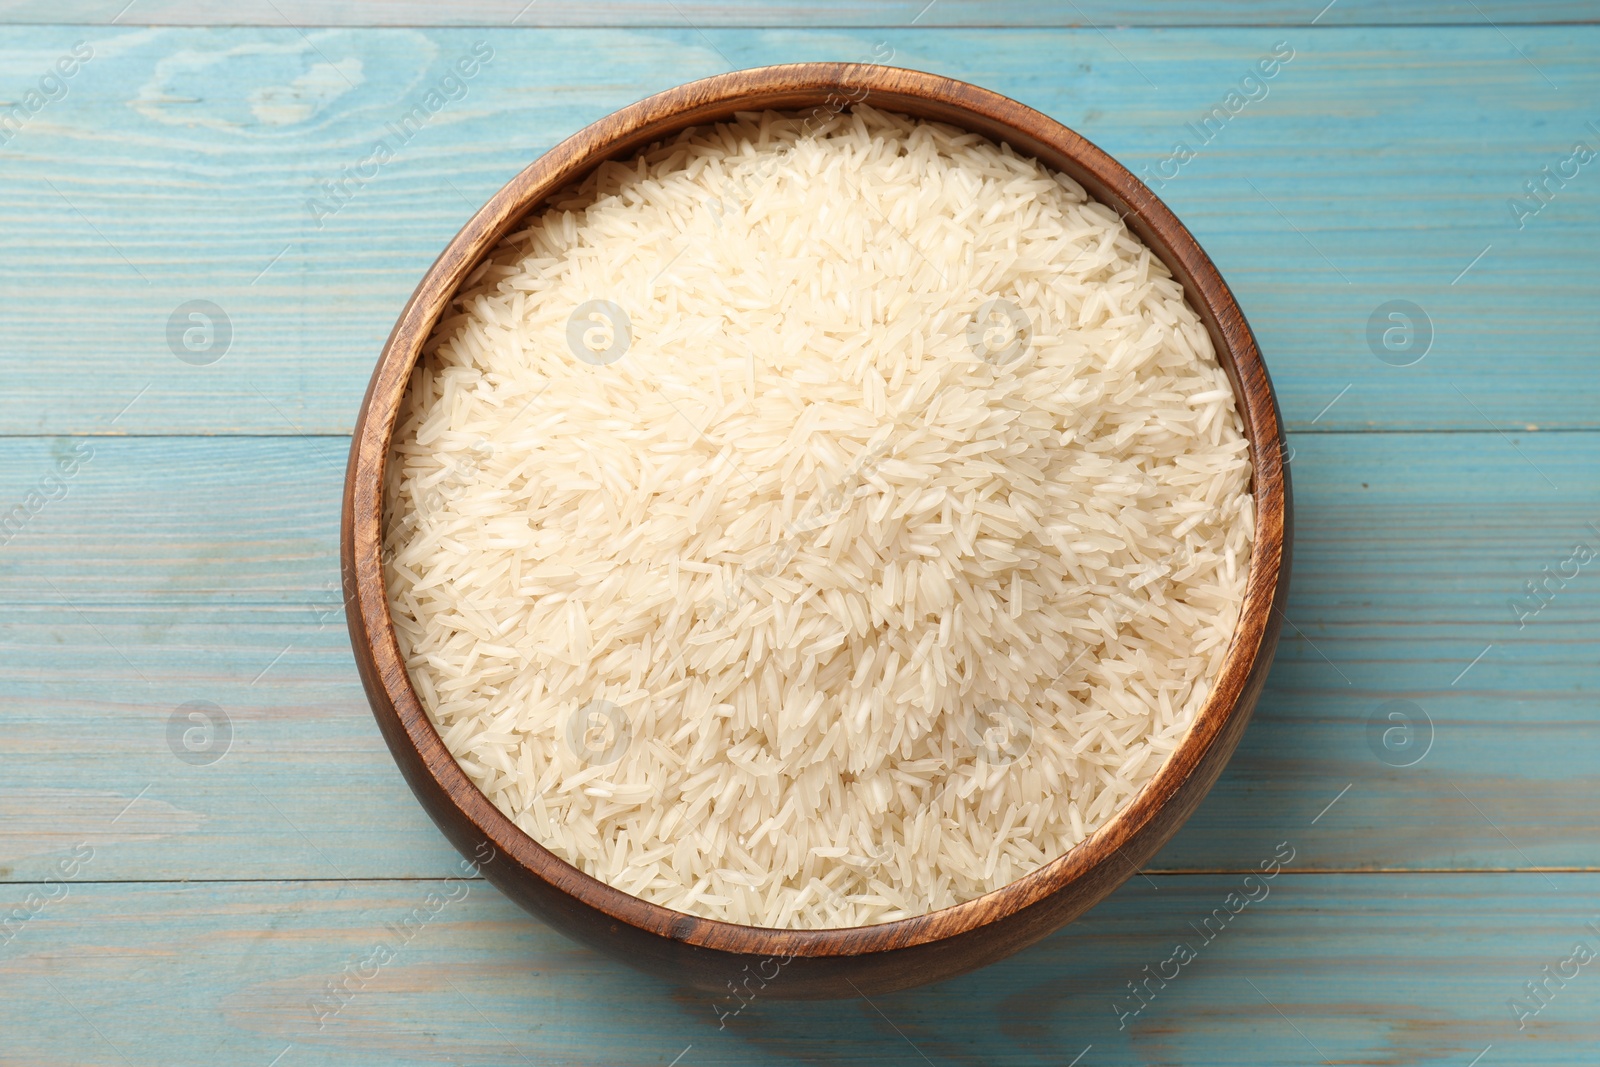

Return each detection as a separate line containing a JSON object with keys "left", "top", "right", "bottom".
{"left": 3, "top": 2, "right": 1598, "bottom": 1064}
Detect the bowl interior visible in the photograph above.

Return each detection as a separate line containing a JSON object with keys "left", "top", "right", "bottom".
{"left": 345, "top": 62, "right": 1289, "bottom": 957}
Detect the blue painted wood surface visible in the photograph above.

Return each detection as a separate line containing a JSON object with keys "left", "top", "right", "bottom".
{"left": 1, "top": 6, "right": 1597, "bottom": 1066}
{"left": 3, "top": 875, "right": 1598, "bottom": 1065}
{"left": 2, "top": 1, "right": 1598, "bottom": 25}
{"left": 1, "top": 26, "right": 1598, "bottom": 434}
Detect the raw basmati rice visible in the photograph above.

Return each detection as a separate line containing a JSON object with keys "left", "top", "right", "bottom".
{"left": 383, "top": 106, "right": 1253, "bottom": 930}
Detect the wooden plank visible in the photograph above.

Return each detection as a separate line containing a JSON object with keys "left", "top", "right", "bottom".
{"left": 1, "top": 430, "right": 1595, "bottom": 881}
{"left": 0, "top": 1, "right": 1596, "bottom": 27}
{"left": 2, "top": 874, "right": 1595, "bottom": 1064}
{"left": 0, "top": 26, "right": 1597, "bottom": 434}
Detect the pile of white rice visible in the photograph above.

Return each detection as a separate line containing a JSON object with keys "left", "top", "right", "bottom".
{"left": 384, "top": 106, "right": 1253, "bottom": 929}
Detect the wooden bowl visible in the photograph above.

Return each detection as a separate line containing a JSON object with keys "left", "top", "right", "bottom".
{"left": 342, "top": 63, "right": 1291, "bottom": 1000}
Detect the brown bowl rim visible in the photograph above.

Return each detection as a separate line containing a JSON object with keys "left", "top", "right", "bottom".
{"left": 343, "top": 62, "right": 1289, "bottom": 959}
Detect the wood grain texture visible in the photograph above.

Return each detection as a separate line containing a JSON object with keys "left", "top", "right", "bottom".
{"left": 2, "top": 431, "right": 1593, "bottom": 884}
{"left": 2, "top": 3, "right": 1598, "bottom": 1056}
{"left": 1, "top": 1, "right": 1596, "bottom": 26}
{"left": 2, "top": 875, "right": 1596, "bottom": 1065}
{"left": 0, "top": 26, "right": 1597, "bottom": 434}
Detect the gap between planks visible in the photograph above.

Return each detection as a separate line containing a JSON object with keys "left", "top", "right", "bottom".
{"left": 5, "top": 869, "right": 1598, "bottom": 887}
{"left": 0, "top": 428, "right": 1591, "bottom": 440}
